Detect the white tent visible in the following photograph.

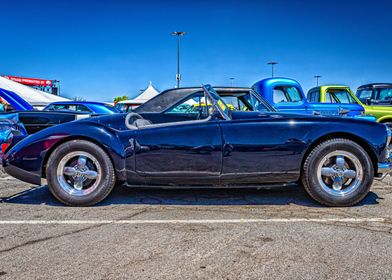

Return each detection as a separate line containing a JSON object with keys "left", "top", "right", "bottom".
{"left": 130, "top": 82, "right": 160, "bottom": 103}
{"left": 0, "top": 76, "right": 69, "bottom": 108}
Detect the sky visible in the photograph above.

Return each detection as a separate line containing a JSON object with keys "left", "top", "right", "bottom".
{"left": 1, "top": 0, "right": 392, "bottom": 101}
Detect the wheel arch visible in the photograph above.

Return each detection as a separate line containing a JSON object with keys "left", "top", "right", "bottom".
{"left": 378, "top": 117, "right": 392, "bottom": 125}
{"left": 41, "top": 136, "right": 119, "bottom": 180}
{"left": 300, "top": 132, "right": 379, "bottom": 177}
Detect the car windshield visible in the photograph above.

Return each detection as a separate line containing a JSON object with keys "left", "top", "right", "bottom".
{"left": 166, "top": 93, "right": 213, "bottom": 115}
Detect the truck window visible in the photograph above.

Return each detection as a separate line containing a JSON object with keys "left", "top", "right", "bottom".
{"left": 326, "top": 89, "right": 357, "bottom": 104}
{"left": 307, "top": 91, "right": 313, "bottom": 101}
{"left": 326, "top": 93, "right": 335, "bottom": 103}
{"left": 376, "top": 88, "right": 392, "bottom": 102}
{"left": 356, "top": 89, "right": 372, "bottom": 103}
{"left": 273, "top": 88, "right": 288, "bottom": 103}
{"left": 273, "top": 86, "right": 302, "bottom": 104}
{"left": 314, "top": 91, "right": 320, "bottom": 102}
{"left": 307, "top": 89, "right": 320, "bottom": 102}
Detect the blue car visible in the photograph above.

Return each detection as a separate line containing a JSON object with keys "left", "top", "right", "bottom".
{"left": 0, "top": 113, "right": 27, "bottom": 163}
{"left": 0, "top": 88, "right": 119, "bottom": 135}
{"left": 44, "top": 101, "right": 119, "bottom": 114}
{"left": 2, "top": 85, "right": 391, "bottom": 207}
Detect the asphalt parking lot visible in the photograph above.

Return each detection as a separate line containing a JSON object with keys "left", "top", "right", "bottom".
{"left": 0, "top": 171, "right": 391, "bottom": 280}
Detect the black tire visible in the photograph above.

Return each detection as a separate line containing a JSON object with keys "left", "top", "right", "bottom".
{"left": 302, "top": 138, "right": 374, "bottom": 207}
{"left": 46, "top": 140, "right": 116, "bottom": 206}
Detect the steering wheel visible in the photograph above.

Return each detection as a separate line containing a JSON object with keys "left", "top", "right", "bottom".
{"left": 125, "top": 113, "right": 144, "bottom": 129}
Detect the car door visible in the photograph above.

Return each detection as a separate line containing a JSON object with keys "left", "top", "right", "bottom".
{"left": 133, "top": 120, "right": 222, "bottom": 185}
{"left": 219, "top": 118, "right": 306, "bottom": 185}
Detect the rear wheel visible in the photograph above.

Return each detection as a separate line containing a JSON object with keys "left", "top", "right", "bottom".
{"left": 46, "top": 140, "right": 115, "bottom": 206}
{"left": 302, "top": 139, "right": 373, "bottom": 206}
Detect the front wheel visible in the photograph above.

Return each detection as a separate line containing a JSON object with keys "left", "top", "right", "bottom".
{"left": 46, "top": 140, "right": 116, "bottom": 206}
{"left": 302, "top": 139, "right": 374, "bottom": 207}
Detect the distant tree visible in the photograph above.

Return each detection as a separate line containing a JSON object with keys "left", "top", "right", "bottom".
{"left": 113, "top": 95, "right": 129, "bottom": 104}
{"left": 72, "top": 96, "right": 87, "bottom": 101}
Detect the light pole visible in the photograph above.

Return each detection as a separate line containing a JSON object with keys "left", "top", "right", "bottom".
{"left": 171, "top": 31, "right": 186, "bottom": 88}
{"left": 229, "top": 77, "right": 235, "bottom": 87}
{"left": 267, "top": 61, "right": 278, "bottom": 77}
{"left": 314, "top": 75, "right": 322, "bottom": 86}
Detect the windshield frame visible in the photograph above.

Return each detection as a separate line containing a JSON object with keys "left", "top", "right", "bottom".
{"left": 202, "top": 85, "right": 231, "bottom": 120}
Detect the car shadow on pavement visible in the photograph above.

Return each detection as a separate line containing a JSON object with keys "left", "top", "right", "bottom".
{"left": 2, "top": 184, "right": 381, "bottom": 207}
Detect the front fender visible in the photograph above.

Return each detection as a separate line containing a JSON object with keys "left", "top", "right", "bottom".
{"left": 2, "top": 122, "right": 127, "bottom": 185}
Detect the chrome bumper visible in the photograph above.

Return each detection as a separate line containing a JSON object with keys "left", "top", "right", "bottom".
{"left": 378, "top": 162, "right": 392, "bottom": 174}
{"left": 378, "top": 145, "right": 392, "bottom": 176}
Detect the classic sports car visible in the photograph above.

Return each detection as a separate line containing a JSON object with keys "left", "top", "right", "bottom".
{"left": 2, "top": 85, "right": 391, "bottom": 206}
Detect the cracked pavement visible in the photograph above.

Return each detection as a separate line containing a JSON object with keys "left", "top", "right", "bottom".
{"left": 0, "top": 170, "right": 391, "bottom": 279}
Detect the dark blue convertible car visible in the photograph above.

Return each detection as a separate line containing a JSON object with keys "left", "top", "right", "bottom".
{"left": 2, "top": 85, "right": 391, "bottom": 206}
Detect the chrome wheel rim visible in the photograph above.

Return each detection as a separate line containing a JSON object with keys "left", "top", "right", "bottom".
{"left": 316, "top": 150, "right": 363, "bottom": 197}
{"left": 56, "top": 151, "right": 102, "bottom": 196}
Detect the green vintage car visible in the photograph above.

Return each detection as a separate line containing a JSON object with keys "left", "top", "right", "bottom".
{"left": 307, "top": 85, "right": 392, "bottom": 128}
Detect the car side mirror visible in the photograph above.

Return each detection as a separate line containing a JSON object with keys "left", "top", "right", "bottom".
{"left": 338, "top": 107, "right": 350, "bottom": 116}
{"left": 365, "top": 98, "right": 372, "bottom": 105}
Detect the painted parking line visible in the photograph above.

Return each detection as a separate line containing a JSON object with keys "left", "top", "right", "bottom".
{"left": 0, "top": 218, "right": 386, "bottom": 225}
